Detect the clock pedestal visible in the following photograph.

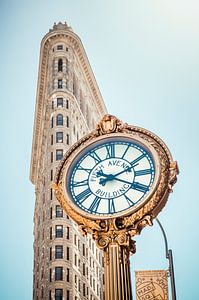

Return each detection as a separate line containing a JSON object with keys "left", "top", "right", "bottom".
{"left": 104, "top": 240, "right": 135, "bottom": 300}
{"left": 94, "top": 222, "right": 136, "bottom": 300}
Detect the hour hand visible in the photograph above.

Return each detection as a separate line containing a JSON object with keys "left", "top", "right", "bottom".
{"left": 96, "top": 170, "right": 108, "bottom": 178}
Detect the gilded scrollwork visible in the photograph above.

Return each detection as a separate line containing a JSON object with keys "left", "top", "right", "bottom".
{"left": 53, "top": 114, "right": 178, "bottom": 251}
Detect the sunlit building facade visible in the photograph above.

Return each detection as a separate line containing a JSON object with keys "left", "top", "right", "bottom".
{"left": 30, "top": 22, "right": 107, "bottom": 300}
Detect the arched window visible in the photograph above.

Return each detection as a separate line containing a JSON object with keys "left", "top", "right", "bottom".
{"left": 58, "top": 59, "right": 63, "bottom": 72}
{"left": 56, "top": 114, "right": 63, "bottom": 126}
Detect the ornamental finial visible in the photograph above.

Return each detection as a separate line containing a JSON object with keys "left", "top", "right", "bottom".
{"left": 96, "top": 114, "right": 124, "bottom": 135}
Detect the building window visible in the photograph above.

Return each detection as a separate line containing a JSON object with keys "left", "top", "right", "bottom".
{"left": 56, "top": 132, "right": 63, "bottom": 143}
{"left": 51, "top": 152, "right": 53, "bottom": 163}
{"left": 50, "top": 207, "right": 52, "bottom": 219}
{"left": 66, "top": 134, "right": 69, "bottom": 145}
{"left": 55, "top": 267, "right": 63, "bottom": 281}
{"left": 51, "top": 117, "right": 53, "bottom": 128}
{"left": 66, "top": 99, "right": 69, "bottom": 109}
{"left": 74, "top": 234, "right": 77, "bottom": 245}
{"left": 55, "top": 289, "right": 63, "bottom": 300}
{"left": 66, "top": 290, "right": 69, "bottom": 300}
{"left": 51, "top": 134, "right": 53, "bottom": 145}
{"left": 50, "top": 170, "right": 53, "bottom": 181}
{"left": 55, "top": 245, "right": 63, "bottom": 259}
{"left": 49, "top": 268, "right": 52, "bottom": 282}
{"left": 58, "top": 79, "right": 63, "bottom": 89}
{"left": 66, "top": 116, "right": 69, "bottom": 127}
{"left": 83, "top": 263, "right": 85, "bottom": 276}
{"left": 56, "top": 205, "right": 63, "bottom": 217}
{"left": 57, "top": 98, "right": 63, "bottom": 107}
{"left": 58, "top": 59, "right": 63, "bottom": 72}
{"left": 56, "top": 114, "right": 63, "bottom": 126}
{"left": 79, "top": 279, "right": 81, "bottom": 292}
{"left": 83, "top": 243, "right": 85, "bottom": 256}
{"left": 56, "top": 149, "right": 63, "bottom": 160}
{"left": 52, "top": 100, "right": 54, "bottom": 109}
{"left": 50, "top": 227, "right": 52, "bottom": 240}
{"left": 66, "top": 268, "right": 70, "bottom": 282}
{"left": 57, "top": 45, "right": 63, "bottom": 50}
{"left": 50, "top": 247, "right": 52, "bottom": 260}
{"left": 74, "top": 254, "right": 77, "bottom": 266}
{"left": 83, "top": 283, "right": 86, "bottom": 296}
{"left": 66, "top": 226, "right": 69, "bottom": 239}
{"left": 55, "top": 225, "right": 63, "bottom": 238}
{"left": 50, "top": 188, "right": 53, "bottom": 200}
{"left": 66, "top": 246, "right": 69, "bottom": 260}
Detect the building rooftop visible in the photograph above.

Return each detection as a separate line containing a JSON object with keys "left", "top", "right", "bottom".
{"left": 49, "top": 22, "right": 73, "bottom": 32}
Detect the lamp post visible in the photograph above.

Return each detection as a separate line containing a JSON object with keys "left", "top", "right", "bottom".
{"left": 156, "top": 218, "right": 177, "bottom": 300}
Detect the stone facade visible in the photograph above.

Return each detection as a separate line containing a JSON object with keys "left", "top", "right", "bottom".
{"left": 30, "top": 22, "right": 107, "bottom": 300}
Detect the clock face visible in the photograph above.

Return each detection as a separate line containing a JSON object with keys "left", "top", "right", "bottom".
{"left": 66, "top": 137, "right": 156, "bottom": 218}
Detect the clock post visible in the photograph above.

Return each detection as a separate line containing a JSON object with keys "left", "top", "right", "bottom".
{"left": 94, "top": 222, "right": 136, "bottom": 300}
{"left": 53, "top": 114, "right": 179, "bottom": 300}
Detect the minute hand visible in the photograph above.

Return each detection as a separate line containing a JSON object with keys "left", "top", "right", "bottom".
{"left": 114, "top": 177, "right": 149, "bottom": 192}
{"left": 112, "top": 163, "right": 139, "bottom": 178}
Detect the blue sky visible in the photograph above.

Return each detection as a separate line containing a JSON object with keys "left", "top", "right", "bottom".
{"left": 0, "top": 0, "right": 199, "bottom": 299}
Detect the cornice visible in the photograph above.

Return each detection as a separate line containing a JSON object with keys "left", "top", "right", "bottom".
{"left": 30, "top": 27, "right": 107, "bottom": 184}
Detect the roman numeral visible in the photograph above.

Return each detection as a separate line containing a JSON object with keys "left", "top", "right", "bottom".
{"left": 73, "top": 179, "right": 88, "bottom": 187}
{"left": 130, "top": 153, "right": 145, "bottom": 166}
{"left": 124, "top": 194, "right": 135, "bottom": 207}
{"left": 106, "top": 144, "right": 115, "bottom": 158}
{"left": 121, "top": 145, "right": 130, "bottom": 159}
{"left": 90, "top": 151, "right": 101, "bottom": 163}
{"left": 131, "top": 182, "right": 149, "bottom": 193}
{"left": 77, "top": 166, "right": 92, "bottom": 174}
{"left": 134, "top": 169, "right": 152, "bottom": 176}
{"left": 89, "top": 197, "right": 101, "bottom": 212}
{"left": 75, "top": 188, "right": 92, "bottom": 203}
{"left": 108, "top": 199, "right": 115, "bottom": 214}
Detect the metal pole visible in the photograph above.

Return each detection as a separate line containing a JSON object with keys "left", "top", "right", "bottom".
{"left": 156, "top": 218, "right": 177, "bottom": 300}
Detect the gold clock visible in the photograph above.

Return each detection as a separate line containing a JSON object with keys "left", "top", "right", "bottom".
{"left": 54, "top": 115, "right": 178, "bottom": 236}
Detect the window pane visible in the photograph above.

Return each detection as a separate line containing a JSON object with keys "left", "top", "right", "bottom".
{"left": 57, "top": 98, "right": 63, "bottom": 107}
{"left": 58, "top": 59, "right": 63, "bottom": 72}
{"left": 56, "top": 114, "right": 63, "bottom": 126}
{"left": 57, "top": 45, "right": 63, "bottom": 50}
{"left": 56, "top": 149, "right": 63, "bottom": 161}
{"left": 55, "top": 245, "right": 63, "bottom": 259}
{"left": 58, "top": 79, "right": 63, "bottom": 89}
{"left": 55, "top": 289, "right": 63, "bottom": 300}
{"left": 55, "top": 225, "right": 63, "bottom": 238}
{"left": 56, "top": 205, "right": 63, "bottom": 217}
{"left": 56, "top": 132, "right": 63, "bottom": 143}
{"left": 55, "top": 267, "right": 63, "bottom": 280}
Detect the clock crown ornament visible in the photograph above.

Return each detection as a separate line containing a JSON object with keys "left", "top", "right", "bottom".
{"left": 53, "top": 114, "right": 179, "bottom": 248}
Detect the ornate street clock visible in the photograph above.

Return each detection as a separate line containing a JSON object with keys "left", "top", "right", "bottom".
{"left": 54, "top": 115, "right": 178, "bottom": 300}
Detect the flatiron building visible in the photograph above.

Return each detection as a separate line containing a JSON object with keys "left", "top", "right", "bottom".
{"left": 30, "top": 22, "right": 107, "bottom": 300}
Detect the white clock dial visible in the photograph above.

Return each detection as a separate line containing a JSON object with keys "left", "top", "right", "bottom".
{"left": 67, "top": 137, "right": 155, "bottom": 217}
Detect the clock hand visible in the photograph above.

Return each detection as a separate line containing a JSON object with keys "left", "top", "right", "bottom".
{"left": 111, "top": 177, "right": 132, "bottom": 185}
{"left": 96, "top": 170, "right": 109, "bottom": 178}
{"left": 111, "top": 163, "right": 139, "bottom": 178}
{"left": 113, "top": 177, "right": 149, "bottom": 192}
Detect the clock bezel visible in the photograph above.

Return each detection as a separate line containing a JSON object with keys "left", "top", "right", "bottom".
{"left": 61, "top": 132, "right": 161, "bottom": 220}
